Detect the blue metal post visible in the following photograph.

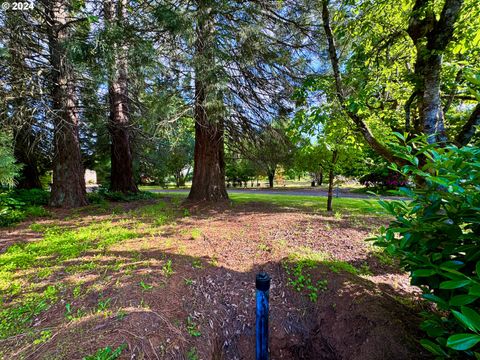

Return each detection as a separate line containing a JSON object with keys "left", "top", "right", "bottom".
{"left": 256, "top": 272, "right": 270, "bottom": 360}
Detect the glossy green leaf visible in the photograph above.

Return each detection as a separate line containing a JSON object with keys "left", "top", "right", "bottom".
{"left": 440, "top": 279, "right": 471, "bottom": 289}
{"left": 450, "top": 295, "right": 477, "bottom": 306}
{"left": 446, "top": 334, "right": 480, "bottom": 350}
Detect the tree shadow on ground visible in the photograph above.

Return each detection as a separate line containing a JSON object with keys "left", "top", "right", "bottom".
{"left": 1, "top": 246, "right": 432, "bottom": 360}
{"left": 0, "top": 196, "right": 430, "bottom": 359}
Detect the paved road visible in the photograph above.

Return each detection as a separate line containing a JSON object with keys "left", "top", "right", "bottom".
{"left": 149, "top": 188, "right": 404, "bottom": 200}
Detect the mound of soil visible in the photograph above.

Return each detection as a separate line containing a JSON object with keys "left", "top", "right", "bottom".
{"left": 189, "top": 264, "right": 429, "bottom": 360}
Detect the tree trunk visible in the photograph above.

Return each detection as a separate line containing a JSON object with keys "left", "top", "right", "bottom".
{"left": 326, "top": 150, "right": 338, "bottom": 212}
{"left": 188, "top": 0, "right": 228, "bottom": 202}
{"left": 406, "top": 0, "right": 463, "bottom": 143}
{"left": 318, "top": 168, "right": 323, "bottom": 186}
{"left": 456, "top": 104, "right": 480, "bottom": 146}
{"left": 47, "top": 0, "right": 87, "bottom": 208}
{"left": 13, "top": 126, "right": 42, "bottom": 189}
{"left": 175, "top": 172, "right": 181, "bottom": 187}
{"left": 268, "top": 172, "right": 274, "bottom": 188}
{"left": 188, "top": 119, "right": 228, "bottom": 201}
{"left": 413, "top": 49, "right": 447, "bottom": 143}
{"left": 105, "top": 0, "right": 138, "bottom": 193}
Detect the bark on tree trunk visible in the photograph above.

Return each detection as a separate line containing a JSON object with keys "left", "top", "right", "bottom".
{"left": 413, "top": 49, "right": 448, "bottom": 143}
{"left": 105, "top": 0, "right": 138, "bottom": 194}
{"left": 188, "top": 119, "right": 228, "bottom": 201}
{"left": 456, "top": 104, "right": 480, "bottom": 146}
{"left": 268, "top": 172, "right": 274, "bottom": 188}
{"left": 47, "top": 0, "right": 87, "bottom": 208}
{"left": 13, "top": 126, "right": 42, "bottom": 189}
{"left": 318, "top": 168, "right": 323, "bottom": 186}
{"left": 178, "top": 174, "right": 186, "bottom": 187}
{"left": 327, "top": 150, "right": 338, "bottom": 212}
{"left": 188, "top": 0, "right": 228, "bottom": 202}
{"left": 406, "top": 0, "right": 463, "bottom": 143}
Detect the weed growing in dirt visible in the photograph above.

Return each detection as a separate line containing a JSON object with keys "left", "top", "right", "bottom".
{"left": 0, "top": 216, "right": 145, "bottom": 336}
{"left": 186, "top": 347, "right": 199, "bottom": 360}
{"left": 369, "top": 245, "right": 395, "bottom": 266}
{"left": 97, "top": 297, "right": 112, "bottom": 312}
{"left": 29, "top": 223, "right": 46, "bottom": 232}
{"left": 33, "top": 330, "right": 52, "bottom": 345}
{"left": 184, "top": 278, "right": 193, "bottom": 286}
{"left": 324, "top": 259, "right": 361, "bottom": 275}
{"left": 65, "top": 303, "right": 86, "bottom": 321}
{"left": 0, "top": 285, "right": 58, "bottom": 338}
{"left": 161, "top": 259, "right": 174, "bottom": 276}
{"left": 191, "top": 258, "right": 203, "bottom": 269}
{"left": 257, "top": 243, "right": 271, "bottom": 252}
{"left": 290, "top": 247, "right": 369, "bottom": 276}
{"left": 208, "top": 255, "right": 219, "bottom": 267}
{"left": 284, "top": 256, "right": 328, "bottom": 302}
{"left": 135, "top": 201, "right": 177, "bottom": 227}
{"left": 190, "top": 228, "right": 202, "bottom": 240}
{"left": 277, "top": 239, "right": 288, "bottom": 248}
{"left": 83, "top": 344, "right": 126, "bottom": 360}
{"left": 116, "top": 309, "right": 127, "bottom": 320}
{"left": 186, "top": 316, "right": 201, "bottom": 337}
{"left": 139, "top": 281, "right": 153, "bottom": 291}
{"left": 0, "top": 221, "right": 139, "bottom": 275}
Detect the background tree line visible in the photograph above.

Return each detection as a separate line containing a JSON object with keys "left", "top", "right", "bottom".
{"left": 0, "top": 0, "right": 478, "bottom": 208}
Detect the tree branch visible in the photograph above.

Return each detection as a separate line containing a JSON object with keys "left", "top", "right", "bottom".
{"left": 455, "top": 104, "right": 480, "bottom": 146}
{"left": 404, "top": 91, "right": 419, "bottom": 132}
{"left": 443, "top": 69, "right": 463, "bottom": 114}
{"left": 321, "top": 0, "right": 406, "bottom": 165}
{"left": 428, "top": 0, "right": 464, "bottom": 50}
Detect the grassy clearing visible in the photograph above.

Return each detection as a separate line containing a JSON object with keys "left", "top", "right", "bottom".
{"left": 0, "top": 192, "right": 383, "bottom": 340}
{"left": 0, "top": 190, "right": 398, "bottom": 358}
{"left": 0, "top": 200, "right": 182, "bottom": 340}
{"left": 147, "top": 190, "right": 386, "bottom": 215}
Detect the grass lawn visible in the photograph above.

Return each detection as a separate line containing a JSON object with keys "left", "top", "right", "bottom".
{"left": 147, "top": 190, "right": 387, "bottom": 215}
{"left": 0, "top": 193, "right": 427, "bottom": 359}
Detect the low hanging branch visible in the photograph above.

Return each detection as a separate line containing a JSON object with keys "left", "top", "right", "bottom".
{"left": 321, "top": 0, "right": 406, "bottom": 166}
{"left": 404, "top": 91, "right": 419, "bottom": 133}
{"left": 456, "top": 104, "right": 480, "bottom": 146}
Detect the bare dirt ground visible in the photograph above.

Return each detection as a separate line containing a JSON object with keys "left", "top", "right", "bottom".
{"left": 0, "top": 197, "right": 431, "bottom": 360}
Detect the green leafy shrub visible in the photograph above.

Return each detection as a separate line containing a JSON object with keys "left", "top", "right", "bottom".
{"left": 373, "top": 139, "right": 480, "bottom": 358}
{"left": 359, "top": 168, "right": 408, "bottom": 189}
{"left": 86, "top": 191, "right": 109, "bottom": 205}
{"left": 11, "top": 189, "right": 49, "bottom": 205}
{"left": 0, "top": 208, "right": 25, "bottom": 227}
{"left": 0, "top": 189, "right": 50, "bottom": 227}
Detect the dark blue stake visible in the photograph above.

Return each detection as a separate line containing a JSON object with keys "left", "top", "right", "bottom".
{"left": 256, "top": 272, "right": 270, "bottom": 360}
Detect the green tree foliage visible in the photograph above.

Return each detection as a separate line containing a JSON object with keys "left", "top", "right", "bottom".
{"left": 225, "top": 155, "right": 257, "bottom": 188}
{"left": 292, "top": 100, "right": 365, "bottom": 209}
{"left": 239, "top": 121, "right": 296, "bottom": 188}
{"left": 0, "top": 132, "right": 19, "bottom": 188}
{"left": 164, "top": 119, "right": 195, "bottom": 187}
{"left": 305, "top": 0, "right": 480, "bottom": 164}
{"left": 374, "top": 137, "right": 480, "bottom": 358}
